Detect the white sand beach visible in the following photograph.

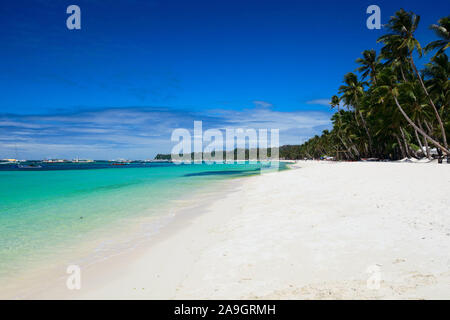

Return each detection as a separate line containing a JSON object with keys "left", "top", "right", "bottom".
{"left": 30, "top": 161, "right": 450, "bottom": 299}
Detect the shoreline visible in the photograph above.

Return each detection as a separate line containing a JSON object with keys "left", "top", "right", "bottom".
{"left": 7, "top": 161, "right": 450, "bottom": 299}
{"left": 4, "top": 175, "right": 248, "bottom": 299}
{"left": 1, "top": 162, "right": 286, "bottom": 299}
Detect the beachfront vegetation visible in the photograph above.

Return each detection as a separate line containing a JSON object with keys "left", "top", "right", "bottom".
{"left": 294, "top": 10, "right": 449, "bottom": 160}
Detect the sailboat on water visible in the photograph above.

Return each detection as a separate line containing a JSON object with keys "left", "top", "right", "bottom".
{"left": 12, "top": 144, "right": 42, "bottom": 169}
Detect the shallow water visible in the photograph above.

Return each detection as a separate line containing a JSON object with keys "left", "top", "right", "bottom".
{"left": 0, "top": 162, "right": 284, "bottom": 280}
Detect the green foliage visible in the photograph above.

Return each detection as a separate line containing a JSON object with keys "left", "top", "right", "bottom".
{"left": 294, "top": 9, "right": 449, "bottom": 160}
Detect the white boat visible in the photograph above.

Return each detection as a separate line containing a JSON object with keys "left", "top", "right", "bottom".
{"left": 43, "top": 159, "right": 68, "bottom": 163}
{"left": 72, "top": 157, "right": 94, "bottom": 163}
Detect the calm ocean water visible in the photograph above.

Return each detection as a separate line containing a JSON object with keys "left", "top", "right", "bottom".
{"left": 0, "top": 162, "right": 285, "bottom": 280}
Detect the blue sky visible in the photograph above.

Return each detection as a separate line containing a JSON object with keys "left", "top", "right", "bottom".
{"left": 1, "top": 0, "right": 448, "bottom": 159}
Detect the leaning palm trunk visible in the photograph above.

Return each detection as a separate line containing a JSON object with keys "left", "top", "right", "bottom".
{"left": 336, "top": 116, "right": 355, "bottom": 159}
{"left": 337, "top": 134, "right": 354, "bottom": 158}
{"left": 394, "top": 133, "right": 406, "bottom": 158}
{"left": 410, "top": 57, "right": 448, "bottom": 151}
{"left": 392, "top": 93, "right": 449, "bottom": 155}
{"left": 414, "top": 129, "right": 425, "bottom": 157}
{"left": 401, "top": 127, "right": 420, "bottom": 158}
{"left": 346, "top": 136, "right": 360, "bottom": 157}
{"left": 424, "top": 119, "right": 433, "bottom": 134}
{"left": 352, "top": 145, "right": 361, "bottom": 158}
{"left": 399, "top": 65, "right": 407, "bottom": 82}
{"left": 419, "top": 121, "right": 431, "bottom": 159}
{"left": 358, "top": 110, "right": 373, "bottom": 155}
{"left": 400, "top": 127, "right": 411, "bottom": 158}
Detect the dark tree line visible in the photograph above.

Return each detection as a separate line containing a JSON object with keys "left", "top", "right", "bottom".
{"left": 294, "top": 10, "right": 449, "bottom": 161}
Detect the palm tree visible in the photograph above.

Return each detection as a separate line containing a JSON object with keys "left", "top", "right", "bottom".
{"left": 338, "top": 73, "right": 373, "bottom": 154}
{"left": 289, "top": 11, "right": 450, "bottom": 162}
{"left": 375, "top": 67, "right": 449, "bottom": 154}
{"left": 379, "top": 35, "right": 411, "bottom": 82}
{"left": 330, "top": 95, "right": 341, "bottom": 111}
{"left": 331, "top": 111, "right": 359, "bottom": 159}
{"left": 423, "top": 53, "right": 450, "bottom": 109}
{"left": 356, "top": 49, "right": 380, "bottom": 84}
{"left": 398, "top": 80, "right": 434, "bottom": 157}
{"left": 379, "top": 9, "right": 448, "bottom": 151}
{"left": 425, "top": 16, "right": 450, "bottom": 58}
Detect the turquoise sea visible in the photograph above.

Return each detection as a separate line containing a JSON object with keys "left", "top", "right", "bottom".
{"left": 0, "top": 161, "right": 285, "bottom": 282}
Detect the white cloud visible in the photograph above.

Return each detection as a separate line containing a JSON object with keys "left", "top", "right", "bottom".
{"left": 0, "top": 106, "right": 332, "bottom": 159}
{"left": 306, "top": 99, "right": 332, "bottom": 106}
